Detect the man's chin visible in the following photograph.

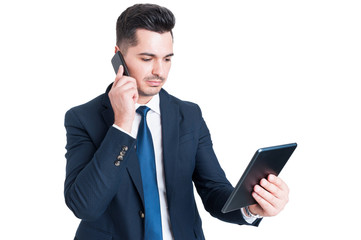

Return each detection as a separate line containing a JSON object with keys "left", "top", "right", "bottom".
{"left": 138, "top": 87, "right": 162, "bottom": 97}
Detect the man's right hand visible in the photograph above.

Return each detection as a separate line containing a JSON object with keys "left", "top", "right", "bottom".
{"left": 108, "top": 65, "right": 139, "bottom": 133}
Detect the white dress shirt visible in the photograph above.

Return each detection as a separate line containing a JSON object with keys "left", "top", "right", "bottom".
{"left": 113, "top": 94, "right": 258, "bottom": 238}
{"left": 113, "top": 94, "right": 173, "bottom": 239}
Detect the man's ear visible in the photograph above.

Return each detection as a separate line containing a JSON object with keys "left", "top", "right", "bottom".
{"left": 114, "top": 45, "right": 120, "bottom": 53}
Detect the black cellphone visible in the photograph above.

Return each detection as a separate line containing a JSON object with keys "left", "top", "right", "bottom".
{"left": 111, "top": 51, "right": 130, "bottom": 76}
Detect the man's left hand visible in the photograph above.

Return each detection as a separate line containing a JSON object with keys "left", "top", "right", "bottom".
{"left": 248, "top": 174, "right": 289, "bottom": 217}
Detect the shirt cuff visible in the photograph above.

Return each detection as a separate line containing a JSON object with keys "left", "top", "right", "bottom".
{"left": 112, "top": 124, "right": 136, "bottom": 139}
{"left": 241, "top": 207, "right": 259, "bottom": 224}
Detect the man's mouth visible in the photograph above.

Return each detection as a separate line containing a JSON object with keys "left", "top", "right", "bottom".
{"left": 145, "top": 76, "right": 165, "bottom": 87}
{"left": 147, "top": 80, "right": 162, "bottom": 87}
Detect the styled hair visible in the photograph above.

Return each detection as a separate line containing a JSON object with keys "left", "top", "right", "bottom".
{"left": 116, "top": 4, "right": 176, "bottom": 53}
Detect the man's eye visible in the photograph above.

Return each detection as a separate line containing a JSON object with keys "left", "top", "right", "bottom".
{"left": 142, "top": 58, "right": 151, "bottom": 62}
{"left": 165, "top": 58, "right": 171, "bottom": 62}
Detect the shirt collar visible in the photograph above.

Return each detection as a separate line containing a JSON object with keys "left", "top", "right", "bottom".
{"left": 135, "top": 93, "right": 161, "bottom": 115}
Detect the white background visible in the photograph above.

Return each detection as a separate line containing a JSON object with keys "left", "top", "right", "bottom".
{"left": 1, "top": 0, "right": 360, "bottom": 239}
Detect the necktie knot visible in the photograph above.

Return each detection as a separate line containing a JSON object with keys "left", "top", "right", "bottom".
{"left": 137, "top": 106, "right": 151, "bottom": 118}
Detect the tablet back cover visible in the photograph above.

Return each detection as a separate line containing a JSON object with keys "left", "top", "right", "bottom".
{"left": 222, "top": 143, "right": 297, "bottom": 213}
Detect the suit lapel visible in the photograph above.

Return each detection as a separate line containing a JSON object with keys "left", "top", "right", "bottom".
{"left": 159, "top": 89, "right": 179, "bottom": 206}
{"left": 126, "top": 154, "right": 144, "bottom": 205}
{"left": 101, "top": 83, "right": 145, "bottom": 206}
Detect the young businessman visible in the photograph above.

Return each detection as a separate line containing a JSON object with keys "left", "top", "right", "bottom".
{"left": 64, "top": 4, "right": 289, "bottom": 240}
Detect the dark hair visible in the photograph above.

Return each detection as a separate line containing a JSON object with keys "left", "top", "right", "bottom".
{"left": 116, "top": 4, "right": 176, "bottom": 53}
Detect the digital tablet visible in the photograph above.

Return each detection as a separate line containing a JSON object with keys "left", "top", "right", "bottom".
{"left": 221, "top": 143, "right": 297, "bottom": 213}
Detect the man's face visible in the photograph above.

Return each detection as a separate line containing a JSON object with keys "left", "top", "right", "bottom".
{"left": 122, "top": 29, "right": 173, "bottom": 102}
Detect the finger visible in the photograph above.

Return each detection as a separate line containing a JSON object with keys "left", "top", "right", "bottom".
{"left": 113, "top": 76, "right": 137, "bottom": 90}
{"left": 252, "top": 191, "right": 276, "bottom": 216}
{"left": 268, "top": 174, "right": 289, "bottom": 193}
{"left": 133, "top": 88, "right": 139, "bottom": 103}
{"left": 108, "top": 80, "right": 137, "bottom": 104}
{"left": 117, "top": 76, "right": 138, "bottom": 103}
{"left": 116, "top": 79, "right": 137, "bottom": 91}
{"left": 121, "top": 87, "right": 138, "bottom": 99}
{"left": 117, "top": 64, "right": 124, "bottom": 75}
{"left": 254, "top": 184, "right": 280, "bottom": 208}
{"left": 260, "top": 178, "right": 282, "bottom": 198}
{"left": 112, "top": 65, "right": 124, "bottom": 89}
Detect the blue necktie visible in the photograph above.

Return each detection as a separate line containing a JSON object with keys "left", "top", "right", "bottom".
{"left": 136, "top": 106, "right": 163, "bottom": 240}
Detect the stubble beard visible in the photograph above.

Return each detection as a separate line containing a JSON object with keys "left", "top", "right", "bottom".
{"left": 138, "top": 75, "right": 166, "bottom": 97}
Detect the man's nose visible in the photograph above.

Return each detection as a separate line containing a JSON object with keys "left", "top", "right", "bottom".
{"left": 152, "top": 60, "right": 164, "bottom": 77}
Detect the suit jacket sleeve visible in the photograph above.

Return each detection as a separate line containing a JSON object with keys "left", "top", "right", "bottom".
{"left": 192, "top": 105, "right": 261, "bottom": 226}
{"left": 64, "top": 108, "right": 136, "bottom": 221}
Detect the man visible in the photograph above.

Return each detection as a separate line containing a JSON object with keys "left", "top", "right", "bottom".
{"left": 64, "top": 4, "right": 289, "bottom": 240}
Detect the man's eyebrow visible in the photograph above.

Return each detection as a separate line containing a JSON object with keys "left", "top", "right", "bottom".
{"left": 138, "top": 52, "right": 174, "bottom": 58}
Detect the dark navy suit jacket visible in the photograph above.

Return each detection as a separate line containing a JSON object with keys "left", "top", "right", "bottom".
{"left": 64, "top": 85, "right": 260, "bottom": 240}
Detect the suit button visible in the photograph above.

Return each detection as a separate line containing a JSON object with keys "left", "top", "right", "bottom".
{"left": 117, "top": 155, "right": 124, "bottom": 161}
{"left": 122, "top": 145, "right": 128, "bottom": 151}
{"left": 139, "top": 210, "right": 145, "bottom": 219}
{"left": 114, "top": 160, "right": 121, "bottom": 167}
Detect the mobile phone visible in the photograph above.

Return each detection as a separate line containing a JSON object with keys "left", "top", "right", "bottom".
{"left": 111, "top": 51, "right": 130, "bottom": 76}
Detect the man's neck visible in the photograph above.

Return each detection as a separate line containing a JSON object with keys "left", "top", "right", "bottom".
{"left": 137, "top": 95, "right": 153, "bottom": 105}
